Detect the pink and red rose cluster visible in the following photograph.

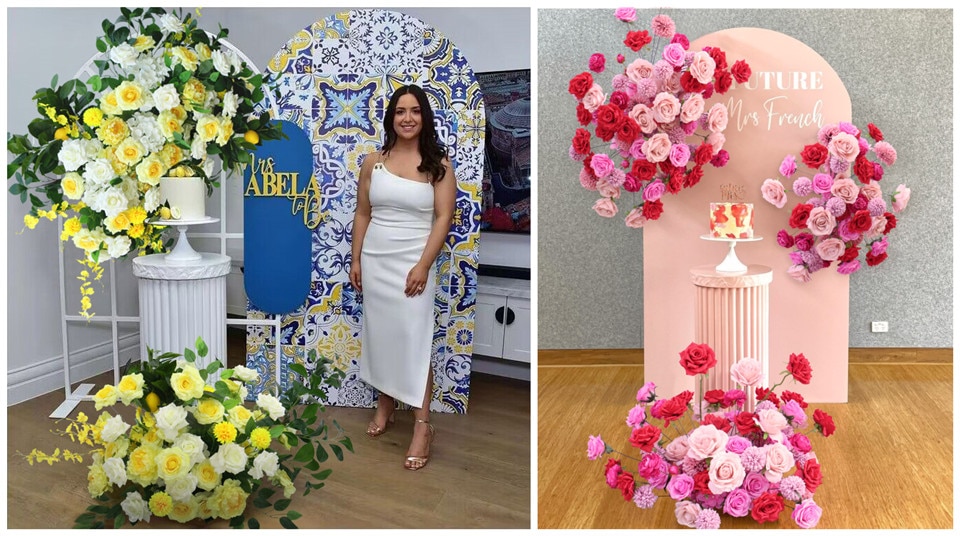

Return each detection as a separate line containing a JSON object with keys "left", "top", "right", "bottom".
{"left": 760, "top": 121, "right": 910, "bottom": 282}
{"left": 587, "top": 343, "right": 835, "bottom": 529}
{"left": 569, "top": 11, "right": 752, "bottom": 229}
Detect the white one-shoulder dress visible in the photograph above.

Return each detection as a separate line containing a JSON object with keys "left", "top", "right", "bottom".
{"left": 358, "top": 162, "right": 436, "bottom": 408}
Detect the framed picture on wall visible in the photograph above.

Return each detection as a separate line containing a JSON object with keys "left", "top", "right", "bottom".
{"left": 475, "top": 69, "right": 531, "bottom": 233}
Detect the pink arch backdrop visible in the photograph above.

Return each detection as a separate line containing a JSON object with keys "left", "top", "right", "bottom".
{"left": 644, "top": 28, "right": 851, "bottom": 403}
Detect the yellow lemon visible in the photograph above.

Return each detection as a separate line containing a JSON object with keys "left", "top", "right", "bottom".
{"left": 159, "top": 206, "right": 172, "bottom": 220}
{"left": 145, "top": 392, "right": 160, "bottom": 412}
{"left": 54, "top": 127, "right": 70, "bottom": 141}
{"left": 243, "top": 130, "right": 260, "bottom": 145}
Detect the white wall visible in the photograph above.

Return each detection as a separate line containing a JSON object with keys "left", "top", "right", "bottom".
{"left": 5, "top": 7, "right": 531, "bottom": 404}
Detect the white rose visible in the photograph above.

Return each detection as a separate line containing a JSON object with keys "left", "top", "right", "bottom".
{"left": 221, "top": 91, "right": 238, "bottom": 118}
{"left": 202, "top": 158, "right": 215, "bottom": 178}
{"left": 158, "top": 13, "right": 185, "bottom": 33}
{"left": 82, "top": 138, "right": 104, "bottom": 160}
{"left": 154, "top": 404, "right": 189, "bottom": 441}
{"left": 249, "top": 451, "right": 279, "bottom": 479}
{"left": 109, "top": 43, "right": 139, "bottom": 69}
{"left": 211, "top": 50, "right": 233, "bottom": 76}
{"left": 100, "top": 414, "right": 130, "bottom": 443}
{"left": 232, "top": 365, "right": 259, "bottom": 383}
{"left": 228, "top": 50, "right": 243, "bottom": 73}
{"left": 121, "top": 176, "right": 140, "bottom": 203}
{"left": 153, "top": 84, "right": 181, "bottom": 112}
{"left": 256, "top": 393, "right": 286, "bottom": 420}
{"left": 210, "top": 443, "right": 248, "bottom": 474}
{"left": 82, "top": 158, "right": 116, "bottom": 187}
{"left": 144, "top": 186, "right": 160, "bottom": 212}
{"left": 165, "top": 474, "right": 199, "bottom": 502}
{"left": 97, "top": 186, "right": 129, "bottom": 218}
{"left": 120, "top": 491, "right": 151, "bottom": 524}
{"left": 106, "top": 235, "right": 131, "bottom": 259}
{"left": 191, "top": 134, "right": 207, "bottom": 160}
{"left": 81, "top": 183, "right": 103, "bottom": 211}
{"left": 58, "top": 139, "right": 87, "bottom": 172}
{"left": 174, "top": 433, "right": 208, "bottom": 466}
{"left": 102, "top": 456, "right": 128, "bottom": 487}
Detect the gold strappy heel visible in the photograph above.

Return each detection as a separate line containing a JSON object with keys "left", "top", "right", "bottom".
{"left": 366, "top": 410, "right": 395, "bottom": 438}
{"left": 404, "top": 419, "right": 435, "bottom": 471}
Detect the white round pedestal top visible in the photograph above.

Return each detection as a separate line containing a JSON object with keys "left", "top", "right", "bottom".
{"left": 133, "top": 253, "right": 231, "bottom": 280}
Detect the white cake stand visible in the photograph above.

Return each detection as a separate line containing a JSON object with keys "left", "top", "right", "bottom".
{"left": 700, "top": 234, "right": 763, "bottom": 274}
{"left": 155, "top": 216, "right": 219, "bottom": 265}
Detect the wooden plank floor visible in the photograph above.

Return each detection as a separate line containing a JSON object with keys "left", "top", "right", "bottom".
{"left": 538, "top": 362, "right": 952, "bottom": 529}
{"left": 6, "top": 330, "right": 531, "bottom": 529}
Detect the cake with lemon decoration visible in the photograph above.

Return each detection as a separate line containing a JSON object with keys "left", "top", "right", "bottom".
{"left": 159, "top": 166, "right": 206, "bottom": 220}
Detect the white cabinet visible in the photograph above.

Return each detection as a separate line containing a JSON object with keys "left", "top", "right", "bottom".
{"left": 473, "top": 276, "right": 530, "bottom": 363}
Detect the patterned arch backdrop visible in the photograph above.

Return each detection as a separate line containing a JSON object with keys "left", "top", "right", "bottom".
{"left": 244, "top": 9, "right": 484, "bottom": 414}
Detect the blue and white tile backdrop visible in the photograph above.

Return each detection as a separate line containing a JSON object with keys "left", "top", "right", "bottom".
{"left": 245, "top": 9, "right": 484, "bottom": 414}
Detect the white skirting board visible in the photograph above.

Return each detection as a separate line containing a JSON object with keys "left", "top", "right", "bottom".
{"left": 470, "top": 355, "right": 530, "bottom": 381}
{"left": 6, "top": 333, "right": 141, "bottom": 407}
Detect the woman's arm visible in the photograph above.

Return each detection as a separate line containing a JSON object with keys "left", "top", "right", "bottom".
{"left": 405, "top": 158, "right": 456, "bottom": 297}
{"left": 349, "top": 153, "right": 376, "bottom": 292}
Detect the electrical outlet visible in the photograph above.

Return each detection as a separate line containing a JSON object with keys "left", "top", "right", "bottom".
{"left": 871, "top": 321, "right": 888, "bottom": 333}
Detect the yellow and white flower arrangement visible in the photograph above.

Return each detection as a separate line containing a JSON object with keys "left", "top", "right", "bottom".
{"left": 7, "top": 7, "right": 283, "bottom": 317}
{"left": 20, "top": 339, "right": 349, "bottom": 529}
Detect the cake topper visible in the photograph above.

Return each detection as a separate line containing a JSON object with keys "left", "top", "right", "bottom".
{"left": 720, "top": 183, "right": 747, "bottom": 202}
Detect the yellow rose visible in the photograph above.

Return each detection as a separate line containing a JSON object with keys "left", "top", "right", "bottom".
{"left": 72, "top": 228, "right": 103, "bottom": 253}
{"left": 249, "top": 427, "right": 271, "bottom": 450}
{"left": 115, "top": 137, "right": 146, "bottom": 166}
{"left": 116, "top": 372, "right": 144, "bottom": 405}
{"left": 216, "top": 116, "right": 235, "bottom": 146}
{"left": 102, "top": 146, "right": 128, "bottom": 175}
{"left": 193, "top": 460, "right": 221, "bottom": 491}
{"left": 100, "top": 91, "right": 122, "bottom": 116}
{"left": 93, "top": 384, "right": 119, "bottom": 410}
{"left": 105, "top": 212, "right": 132, "bottom": 234}
{"left": 209, "top": 479, "right": 248, "bottom": 520}
{"left": 133, "top": 35, "right": 156, "bottom": 52}
{"left": 157, "top": 110, "right": 183, "bottom": 140}
{"left": 159, "top": 143, "right": 185, "bottom": 168}
{"left": 61, "top": 217, "right": 82, "bottom": 241}
{"left": 135, "top": 154, "right": 167, "bottom": 186}
{"left": 197, "top": 495, "right": 218, "bottom": 520}
{"left": 127, "top": 443, "right": 161, "bottom": 486}
{"left": 87, "top": 462, "right": 110, "bottom": 497}
{"left": 97, "top": 116, "right": 129, "bottom": 146}
{"left": 169, "top": 105, "right": 188, "bottom": 123}
{"left": 170, "top": 365, "right": 205, "bottom": 401}
{"left": 125, "top": 206, "right": 147, "bottom": 225}
{"left": 103, "top": 436, "right": 130, "bottom": 459}
{"left": 195, "top": 43, "right": 212, "bottom": 61}
{"left": 61, "top": 172, "right": 85, "bottom": 200}
{"left": 115, "top": 80, "right": 148, "bottom": 111}
{"left": 195, "top": 114, "right": 220, "bottom": 143}
{"left": 181, "top": 78, "right": 206, "bottom": 110}
{"left": 155, "top": 447, "right": 190, "bottom": 480}
{"left": 82, "top": 107, "right": 104, "bottom": 128}
{"left": 23, "top": 214, "right": 39, "bottom": 230}
{"left": 194, "top": 397, "right": 225, "bottom": 425}
{"left": 227, "top": 405, "right": 253, "bottom": 431}
{"left": 213, "top": 421, "right": 237, "bottom": 444}
{"left": 168, "top": 498, "right": 200, "bottom": 523}
{"left": 149, "top": 491, "right": 174, "bottom": 517}
{"left": 172, "top": 46, "right": 200, "bottom": 72}
{"left": 140, "top": 427, "right": 163, "bottom": 447}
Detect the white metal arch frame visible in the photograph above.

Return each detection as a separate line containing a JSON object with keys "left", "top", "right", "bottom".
{"left": 52, "top": 32, "right": 282, "bottom": 418}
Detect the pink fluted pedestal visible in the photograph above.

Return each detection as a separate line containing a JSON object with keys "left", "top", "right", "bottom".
{"left": 690, "top": 265, "right": 772, "bottom": 412}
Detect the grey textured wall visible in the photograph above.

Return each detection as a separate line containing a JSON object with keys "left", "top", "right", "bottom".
{"left": 538, "top": 9, "right": 952, "bottom": 349}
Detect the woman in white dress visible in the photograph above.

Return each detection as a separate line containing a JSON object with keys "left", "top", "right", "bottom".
{"left": 350, "top": 85, "right": 456, "bottom": 471}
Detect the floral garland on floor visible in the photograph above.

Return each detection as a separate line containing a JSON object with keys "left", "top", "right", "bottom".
{"left": 760, "top": 121, "right": 909, "bottom": 282}
{"left": 20, "top": 339, "right": 349, "bottom": 529}
{"left": 587, "top": 343, "right": 836, "bottom": 529}
{"left": 568, "top": 8, "right": 752, "bottom": 228}
{"left": 7, "top": 7, "right": 284, "bottom": 317}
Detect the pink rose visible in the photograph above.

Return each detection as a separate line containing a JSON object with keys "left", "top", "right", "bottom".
{"left": 663, "top": 71, "right": 682, "bottom": 94}
{"left": 587, "top": 435, "right": 605, "bottom": 460}
{"left": 705, "top": 103, "right": 728, "bottom": 133}
{"left": 705, "top": 132, "right": 725, "bottom": 155}
{"left": 893, "top": 184, "right": 911, "bottom": 213}
{"left": 588, "top": 53, "right": 605, "bottom": 73}
{"left": 729, "top": 357, "right": 763, "bottom": 387}
{"left": 626, "top": 403, "right": 647, "bottom": 428}
{"left": 674, "top": 500, "right": 702, "bottom": 528}
{"left": 760, "top": 178, "right": 787, "bottom": 209}
{"left": 626, "top": 58, "right": 654, "bottom": 84}
{"left": 865, "top": 215, "right": 887, "bottom": 239}
{"left": 756, "top": 409, "right": 789, "bottom": 444}
{"left": 667, "top": 473, "right": 695, "bottom": 500}
{"left": 708, "top": 452, "right": 746, "bottom": 494}
{"left": 642, "top": 133, "right": 672, "bottom": 163}
{"left": 581, "top": 83, "right": 606, "bottom": 113}
{"left": 805, "top": 206, "right": 837, "bottom": 236}
{"left": 827, "top": 132, "right": 860, "bottom": 162}
{"left": 764, "top": 442, "right": 794, "bottom": 482}
{"left": 624, "top": 207, "right": 647, "bottom": 228}
{"left": 669, "top": 144, "right": 691, "bottom": 168}
{"left": 629, "top": 104, "right": 657, "bottom": 134}
{"left": 688, "top": 51, "right": 716, "bottom": 84}
{"left": 592, "top": 197, "right": 618, "bottom": 217}
{"left": 589, "top": 153, "right": 615, "bottom": 178}
{"left": 662, "top": 42, "right": 686, "bottom": 67}
{"left": 787, "top": 264, "right": 811, "bottom": 283}
{"left": 859, "top": 181, "right": 882, "bottom": 200}
{"left": 663, "top": 435, "right": 690, "bottom": 463}
{"left": 614, "top": 7, "right": 636, "bottom": 22}
{"left": 779, "top": 155, "right": 797, "bottom": 178}
{"left": 723, "top": 488, "right": 752, "bottom": 517}
{"left": 680, "top": 93, "right": 704, "bottom": 124}
{"left": 811, "top": 173, "right": 834, "bottom": 194}
{"left": 651, "top": 92, "right": 681, "bottom": 123}
{"left": 686, "top": 424, "right": 729, "bottom": 460}
{"left": 790, "top": 433, "right": 812, "bottom": 453}
{"left": 814, "top": 237, "right": 845, "bottom": 262}
{"left": 741, "top": 471, "right": 770, "bottom": 498}
{"left": 597, "top": 179, "right": 621, "bottom": 199}
{"left": 830, "top": 177, "right": 859, "bottom": 204}
{"left": 642, "top": 180, "right": 666, "bottom": 202}
{"left": 636, "top": 381, "right": 656, "bottom": 402}
{"left": 792, "top": 499, "right": 823, "bottom": 529}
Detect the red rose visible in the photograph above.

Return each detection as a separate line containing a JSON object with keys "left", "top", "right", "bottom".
{"left": 680, "top": 71, "right": 706, "bottom": 93}
{"left": 704, "top": 389, "right": 725, "bottom": 404}
{"left": 624, "top": 29, "right": 652, "bottom": 51}
{"left": 839, "top": 244, "right": 860, "bottom": 263}
{"left": 678, "top": 342, "right": 717, "bottom": 376}
{"left": 800, "top": 143, "right": 828, "bottom": 168}
{"left": 781, "top": 390, "right": 808, "bottom": 409}
{"left": 701, "top": 413, "right": 731, "bottom": 433}
{"left": 867, "top": 122, "right": 884, "bottom": 141}
{"left": 595, "top": 103, "right": 625, "bottom": 132}
{"left": 713, "top": 69, "right": 733, "bottom": 94}
{"left": 572, "top": 128, "right": 592, "bottom": 155}
{"left": 659, "top": 396, "right": 690, "bottom": 426}
{"left": 707, "top": 47, "right": 728, "bottom": 70}
{"left": 794, "top": 232, "right": 814, "bottom": 251}
{"left": 693, "top": 470, "right": 711, "bottom": 494}
{"left": 632, "top": 159, "right": 657, "bottom": 181}
{"left": 658, "top": 160, "right": 676, "bottom": 175}
{"left": 685, "top": 166, "right": 704, "bottom": 188}
{"left": 799, "top": 459, "right": 823, "bottom": 493}
{"left": 849, "top": 210, "right": 873, "bottom": 233}
{"left": 854, "top": 155, "right": 875, "bottom": 183}
{"left": 616, "top": 472, "right": 636, "bottom": 501}
{"left": 609, "top": 90, "right": 630, "bottom": 110}
{"left": 674, "top": 390, "right": 694, "bottom": 407}
{"left": 883, "top": 212, "right": 897, "bottom": 234}
{"left": 788, "top": 203, "right": 814, "bottom": 229}
{"left": 814, "top": 409, "right": 836, "bottom": 437}
{"left": 576, "top": 103, "right": 592, "bottom": 126}
{"left": 568, "top": 72, "right": 594, "bottom": 100}
{"left": 616, "top": 118, "right": 640, "bottom": 144}
{"left": 694, "top": 143, "right": 714, "bottom": 166}
{"left": 730, "top": 59, "right": 752, "bottom": 84}
{"left": 623, "top": 173, "right": 642, "bottom": 193}
{"left": 750, "top": 492, "right": 785, "bottom": 524}
{"left": 629, "top": 424, "right": 662, "bottom": 452}
{"left": 755, "top": 387, "right": 780, "bottom": 407}
{"left": 595, "top": 125, "right": 616, "bottom": 142}
{"left": 642, "top": 199, "right": 664, "bottom": 220}
{"left": 666, "top": 171, "right": 684, "bottom": 194}
{"left": 866, "top": 250, "right": 888, "bottom": 266}
{"left": 787, "top": 352, "right": 812, "bottom": 384}
{"left": 734, "top": 411, "right": 760, "bottom": 435}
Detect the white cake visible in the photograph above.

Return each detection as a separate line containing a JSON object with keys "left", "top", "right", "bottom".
{"left": 710, "top": 202, "right": 754, "bottom": 239}
{"left": 160, "top": 177, "right": 206, "bottom": 220}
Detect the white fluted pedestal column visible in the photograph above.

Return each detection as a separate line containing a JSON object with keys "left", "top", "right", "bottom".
{"left": 690, "top": 265, "right": 772, "bottom": 412}
{"left": 133, "top": 253, "right": 231, "bottom": 376}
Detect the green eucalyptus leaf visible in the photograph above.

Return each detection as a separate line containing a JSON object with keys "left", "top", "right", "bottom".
{"left": 247, "top": 518, "right": 260, "bottom": 529}
{"left": 183, "top": 347, "right": 196, "bottom": 363}
{"left": 196, "top": 337, "right": 208, "bottom": 357}
{"left": 279, "top": 517, "right": 297, "bottom": 529}
{"left": 330, "top": 443, "right": 344, "bottom": 461}
{"left": 294, "top": 443, "right": 314, "bottom": 463}
{"left": 270, "top": 424, "right": 285, "bottom": 438}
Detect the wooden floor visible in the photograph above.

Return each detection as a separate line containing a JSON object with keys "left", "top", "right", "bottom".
{"left": 538, "top": 361, "right": 953, "bottom": 529}
{"left": 6, "top": 329, "right": 531, "bottom": 529}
